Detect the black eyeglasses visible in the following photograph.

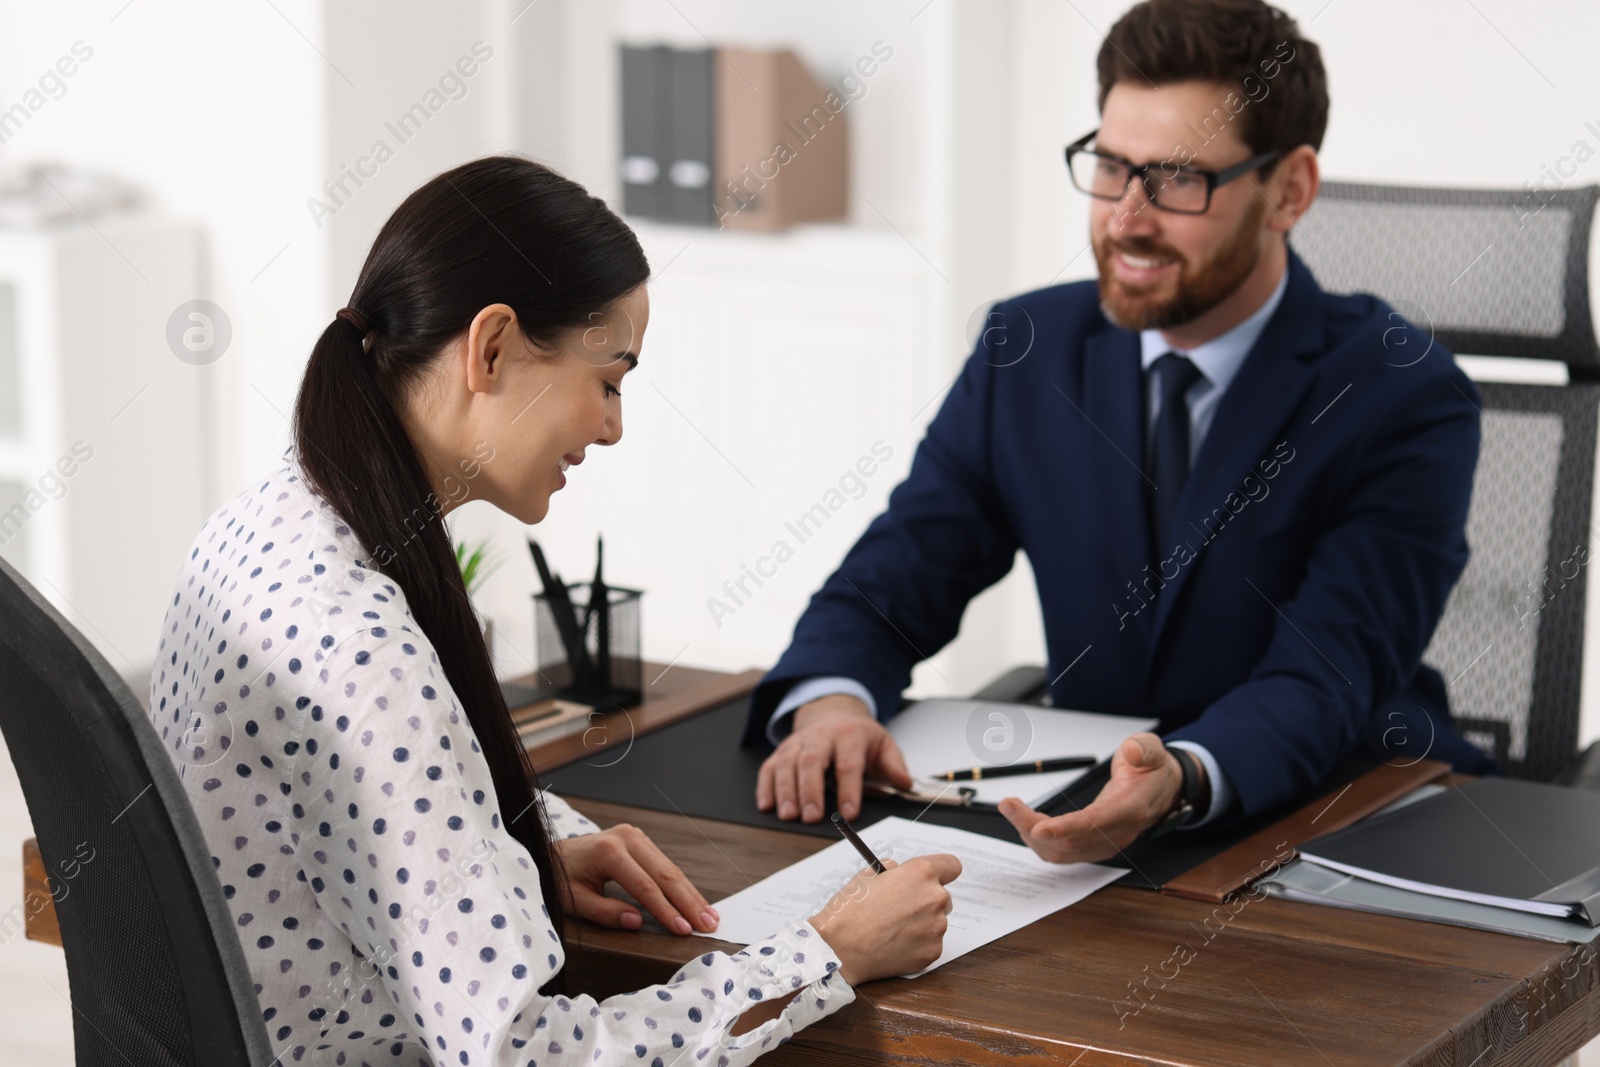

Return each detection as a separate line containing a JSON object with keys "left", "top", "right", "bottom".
{"left": 1064, "top": 128, "right": 1280, "bottom": 215}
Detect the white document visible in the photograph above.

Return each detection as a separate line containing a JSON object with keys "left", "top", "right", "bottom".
{"left": 709, "top": 816, "right": 1124, "bottom": 976}
{"left": 888, "top": 699, "right": 1159, "bottom": 807}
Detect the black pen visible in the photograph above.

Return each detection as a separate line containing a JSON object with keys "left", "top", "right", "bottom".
{"left": 591, "top": 535, "right": 610, "bottom": 691}
{"left": 933, "top": 756, "right": 1098, "bottom": 781}
{"left": 830, "top": 812, "right": 886, "bottom": 874}
{"left": 527, "top": 538, "right": 592, "bottom": 690}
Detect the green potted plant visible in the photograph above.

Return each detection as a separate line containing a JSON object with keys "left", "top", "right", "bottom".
{"left": 454, "top": 535, "right": 502, "bottom": 657}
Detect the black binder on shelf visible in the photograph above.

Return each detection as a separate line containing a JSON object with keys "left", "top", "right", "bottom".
{"left": 1298, "top": 777, "right": 1600, "bottom": 925}
{"left": 663, "top": 47, "right": 715, "bottom": 225}
{"left": 617, "top": 43, "right": 848, "bottom": 230}
{"left": 619, "top": 45, "right": 667, "bottom": 219}
{"left": 619, "top": 45, "right": 714, "bottom": 225}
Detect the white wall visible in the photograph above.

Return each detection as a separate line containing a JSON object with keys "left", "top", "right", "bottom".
{"left": 42, "top": 1, "right": 326, "bottom": 482}
{"left": 0, "top": 0, "right": 330, "bottom": 682}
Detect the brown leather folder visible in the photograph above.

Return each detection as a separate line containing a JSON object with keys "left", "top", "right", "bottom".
{"left": 1160, "top": 758, "right": 1452, "bottom": 903}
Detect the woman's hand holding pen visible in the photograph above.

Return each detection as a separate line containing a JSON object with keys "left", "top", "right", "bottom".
{"left": 807, "top": 853, "right": 963, "bottom": 985}
{"left": 555, "top": 824, "right": 722, "bottom": 936}
{"left": 757, "top": 695, "right": 914, "bottom": 822}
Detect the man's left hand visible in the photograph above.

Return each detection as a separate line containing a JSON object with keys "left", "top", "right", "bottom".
{"left": 998, "top": 733, "right": 1189, "bottom": 864}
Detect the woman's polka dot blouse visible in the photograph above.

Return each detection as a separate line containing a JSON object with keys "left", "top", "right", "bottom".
{"left": 149, "top": 461, "right": 855, "bottom": 1066}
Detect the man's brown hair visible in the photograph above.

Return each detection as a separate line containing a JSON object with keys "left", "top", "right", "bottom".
{"left": 1097, "top": 0, "right": 1328, "bottom": 170}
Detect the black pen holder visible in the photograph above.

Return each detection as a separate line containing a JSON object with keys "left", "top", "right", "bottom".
{"left": 533, "top": 583, "right": 642, "bottom": 713}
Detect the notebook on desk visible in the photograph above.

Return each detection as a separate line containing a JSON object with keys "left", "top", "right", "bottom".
{"left": 1298, "top": 777, "right": 1600, "bottom": 925}
{"left": 1262, "top": 851, "right": 1600, "bottom": 944}
{"left": 885, "top": 698, "right": 1157, "bottom": 807}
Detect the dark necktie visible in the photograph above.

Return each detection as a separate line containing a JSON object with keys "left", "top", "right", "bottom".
{"left": 1149, "top": 352, "right": 1203, "bottom": 554}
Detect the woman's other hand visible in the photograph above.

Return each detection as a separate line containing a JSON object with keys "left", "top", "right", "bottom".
{"left": 555, "top": 823, "right": 721, "bottom": 935}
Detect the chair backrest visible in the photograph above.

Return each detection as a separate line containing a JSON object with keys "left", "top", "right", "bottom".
{"left": 1293, "top": 180, "right": 1600, "bottom": 374}
{"left": 0, "top": 554, "right": 277, "bottom": 1065}
{"left": 1420, "top": 382, "right": 1596, "bottom": 779}
{"left": 1293, "top": 180, "right": 1600, "bottom": 780}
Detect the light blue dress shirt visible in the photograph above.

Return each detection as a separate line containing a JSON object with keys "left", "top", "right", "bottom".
{"left": 1140, "top": 267, "right": 1290, "bottom": 463}
{"left": 771, "top": 268, "right": 1291, "bottom": 828}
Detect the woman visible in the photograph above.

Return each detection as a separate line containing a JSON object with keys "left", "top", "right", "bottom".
{"left": 148, "top": 155, "right": 960, "bottom": 1066}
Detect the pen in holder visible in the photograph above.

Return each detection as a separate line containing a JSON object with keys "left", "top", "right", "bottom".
{"left": 533, "top": 581, "right": 642, "bottom": 713}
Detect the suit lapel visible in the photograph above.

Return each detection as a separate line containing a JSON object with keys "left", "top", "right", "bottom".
{"left": 1147, "top": 254, "right": 1326, "bottom": 653}
{"left": 1079, "top": 326, "right": 1155, "bottom": 632}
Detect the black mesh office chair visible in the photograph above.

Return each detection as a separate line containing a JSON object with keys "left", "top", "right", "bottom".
{"left": 977, "top": 181, "right": 1600, "bottom": 785}
{"left": 0, "top": 554, "right": 278, "bottom": 1065}
{"left": 1293, "top": 180, "right": 1600, "bottom": 783}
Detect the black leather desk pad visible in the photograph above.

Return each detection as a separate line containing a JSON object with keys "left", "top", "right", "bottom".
{"left": 539, "top": 695, "right": 1370, "bottom": 889}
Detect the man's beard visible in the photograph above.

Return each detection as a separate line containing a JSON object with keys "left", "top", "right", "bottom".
{"left": 1094, "top": 199, "right": 1266, "bottom": 332}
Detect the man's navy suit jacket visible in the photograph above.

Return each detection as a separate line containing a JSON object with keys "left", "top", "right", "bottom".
{"left": 744, "top": 250, "right": 1493, "bottom": 822}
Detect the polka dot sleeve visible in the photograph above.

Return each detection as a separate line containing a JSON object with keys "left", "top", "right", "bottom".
{"left": 287, "top": 625, "right": 856, "bottom": 1065}
{"left": 539, "top": 791, "right": 600, "bottom": 840}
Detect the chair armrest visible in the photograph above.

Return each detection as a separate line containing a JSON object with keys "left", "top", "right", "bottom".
{"left": 1558, "top": 740, "right": 1600, "bottom": 791}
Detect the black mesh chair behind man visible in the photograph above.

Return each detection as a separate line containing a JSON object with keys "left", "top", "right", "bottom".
{"left": 1292, "top": 180, "right": 1600, "bottom": 783}
{"left": 0, "top": 553, "right": 277, "bottom": 1065}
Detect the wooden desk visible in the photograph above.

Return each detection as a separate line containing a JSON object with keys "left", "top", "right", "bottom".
{"left": 535, "top": 675, "right": 1600, "bottom": 1065}
{"left": 564, "top": 800, "right": 1600, "bottom": 1066}
{"left": 24, "top": 665, "right": 1600, "bottom": 1064}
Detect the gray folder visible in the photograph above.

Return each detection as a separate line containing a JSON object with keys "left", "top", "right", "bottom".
{"left": 1299, "top": 777, "right": 1600, "bottom": 925}
{"left": 1261, "top": 858, "right": 1600, "bottom": 944}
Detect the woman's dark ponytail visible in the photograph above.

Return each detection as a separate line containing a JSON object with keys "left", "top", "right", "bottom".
{"left": 291, "top": 157, "right": 649, "bottom": 991}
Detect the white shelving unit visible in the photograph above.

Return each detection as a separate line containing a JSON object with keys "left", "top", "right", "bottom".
{"left": 0, "top": 215, "right": 211, "bottom": 686}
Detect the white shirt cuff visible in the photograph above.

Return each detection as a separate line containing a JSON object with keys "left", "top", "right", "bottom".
{"left": 767, "top": 676, "right": 878, "bottom": 746}
{"left": 1165, "top": 740, "right": 1233, "bottom": 828}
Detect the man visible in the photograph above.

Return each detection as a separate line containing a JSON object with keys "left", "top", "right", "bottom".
{"left": 744, "top": 0, "right": 1494, "bottom": 863}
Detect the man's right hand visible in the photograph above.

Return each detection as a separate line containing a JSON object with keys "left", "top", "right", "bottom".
{"left": 755, "top": 694, "right": 914, "bottom": 823}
